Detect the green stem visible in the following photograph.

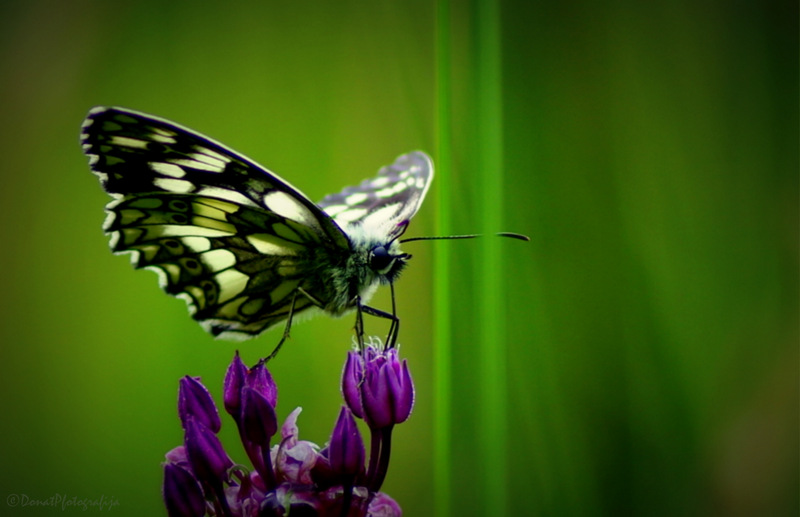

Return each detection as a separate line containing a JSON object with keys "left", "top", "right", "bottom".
{"left": 435, "top": 0, "right": 453, "bottom": 516}
{"left": 475, "top": 0, "right": 508, "bottom": 515}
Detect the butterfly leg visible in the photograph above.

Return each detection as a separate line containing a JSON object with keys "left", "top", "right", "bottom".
{"left": 358, "top": 283, "right": 400, "bottom": 348}
{"left": 360, "top": 304, "right": 400, "bottom": 348}
{"left": 265, "top": 287, "right": 327, "bottom": 362}
{"left": 354, "top": 297, "right": 366, "bottom": 349}
{"left": 264, "top": 290, "right": 299, "bottom": 362}
{"left": 389, "top": 282, "right": 399, "bottom": 345}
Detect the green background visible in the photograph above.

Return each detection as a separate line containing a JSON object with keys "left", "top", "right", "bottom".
{"left": 0, "top": 1, "right": 796, "bottom": 516}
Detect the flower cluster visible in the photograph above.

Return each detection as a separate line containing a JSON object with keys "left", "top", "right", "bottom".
{"left": 162, "top": 342, "right": 414, "bottom": 517}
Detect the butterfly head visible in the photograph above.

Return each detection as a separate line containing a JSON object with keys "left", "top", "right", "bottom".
{"left": 369, "top": 243, "right": 410, "bottom": 279}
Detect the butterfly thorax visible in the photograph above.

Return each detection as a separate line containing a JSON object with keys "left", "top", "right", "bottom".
{"left": 303, "top": 225, "right": 408, "bottom": 315}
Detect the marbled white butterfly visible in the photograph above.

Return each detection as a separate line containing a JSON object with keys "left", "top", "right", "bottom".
{"left": 81, "top": 107, "right": 431, "bottom": 353}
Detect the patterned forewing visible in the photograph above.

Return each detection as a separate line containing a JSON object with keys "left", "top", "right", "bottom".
{"left": 81, "top": 107, "right": 349, "bottom": 249}
{"left": 317, "top": 151, "right": 433, "bottom": 238}
{"left": 81, "top": 107, "right": 347, "bottom": 338}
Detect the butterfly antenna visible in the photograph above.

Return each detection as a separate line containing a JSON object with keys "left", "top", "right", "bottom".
{"left": 400, "top": 232, "right": 530, "bottom": 243}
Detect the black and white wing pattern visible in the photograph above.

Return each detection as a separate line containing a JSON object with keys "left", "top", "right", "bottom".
{"left": 318, "top": 151, "right": 432, "bottom": 239}
{"left": 80, "top": 106, "right": 433, "bottom": 340}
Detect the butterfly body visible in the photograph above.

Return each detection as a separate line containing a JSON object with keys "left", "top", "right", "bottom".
{"left": 81, "top": 107, "right": 431, "bottom": 340}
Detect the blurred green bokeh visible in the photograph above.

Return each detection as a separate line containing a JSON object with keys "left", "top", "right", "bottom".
{"left": 0, "top": 1, "right": 796, "bottom": 516}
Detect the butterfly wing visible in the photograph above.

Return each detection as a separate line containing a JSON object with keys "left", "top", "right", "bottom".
{"left": 81, "top": 106, "right": 350, "bottom": 339}
{"left": 317, "top": 151, "right": 433, "bottom": 238}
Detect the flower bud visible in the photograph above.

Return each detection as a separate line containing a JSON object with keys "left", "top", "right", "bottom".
{"left": 162, "top": 463, "right": 205, "bottom": 517}
{"left": 240, "top": 386, "right": 278, "bottom": 447}
{"left": 183, "top": 416, "right": 233, "bottom": 484}
{"left": 178, "top": 376, "right": 221, "bottom": 433}
{"left": 223, "top": 351, "right": 247, "bottom": 418}
{"left": 360, "top": 348, "right": 414, "bottom": 429}
{"left": 245, "top": 359, "right": 278, "bottom": 408}
{"left": 328, "top": 406, "right": 365, "bottom": 477}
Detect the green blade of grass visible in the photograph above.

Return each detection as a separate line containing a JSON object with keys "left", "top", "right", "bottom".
{"left": 434, "top": 0, "right": 453, "bottom": 515}
{"left": 474, "top": 0, "right": 508, "bottom": 515}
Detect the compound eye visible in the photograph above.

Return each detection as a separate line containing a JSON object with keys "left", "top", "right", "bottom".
{"left": 370, "top": 246, "right": 395, "bottom": 274}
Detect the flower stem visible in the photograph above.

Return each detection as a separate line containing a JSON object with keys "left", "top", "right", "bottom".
{"left": 238, "top": 422, "right": 266, "bottom": 481}
{"left": 370, "top": 426, "right": 393, "bottom": 492}
{"left": 366, "top": 427, "right": 382, "bottom": 487}
{"left": 339, "top": 477, "right": 355, "bottom": 517}
{"left": 209, "top": 479, "right": 233, "bottom": 517}
{"left": 260, "top": 444, "right": 277, "bottom": 490}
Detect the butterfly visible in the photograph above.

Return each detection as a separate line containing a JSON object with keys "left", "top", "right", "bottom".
{"left": 80, "top": 107, "right": 432, "bottom": 354}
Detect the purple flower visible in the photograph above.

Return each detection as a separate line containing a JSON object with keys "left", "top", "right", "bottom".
{"left": 240, "top": 386, "right": 278, "bottom": 446}
{"left": 328, "top": 406, "right": 365, "bottom": 478}
{"left": 181, "top": 416, "right": 234, "bottom": 516}
{"left": 342, "top": 345, "right": 415, "bottom": 430}
{"left": 224, "top": 354, "right": 277, "bottom": 425}
{"left": 183, "top": 416, "right": 232, "bottom": 485}
{"left": 362, "top": 347, "right": 414, "bottom": 429}
{"left": 163, "top": 462, "right": 205, "bottom": 517}
{"left": 340, "top": 342, "right": 415, "bottom": 493}
{"left": 222, "top": 351, "right": 247, "bottom": 417}
{"left": 367, "top": 492, "right": 403, "bottom": 517}
{"left": 273, "top": 408, "right": 317, "bottom": 485}
{"left": 245, "top": 359, "right": 278, "bottom": 408}
{"left": 163, "top": 349, "right": 409, "bottom": 516}
{"left": 179, "top": 376, "right": 221, "bottom": 433}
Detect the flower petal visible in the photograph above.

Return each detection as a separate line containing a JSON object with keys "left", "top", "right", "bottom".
{"left": 341, "top": 351, "right": 365, "bottom": 419}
